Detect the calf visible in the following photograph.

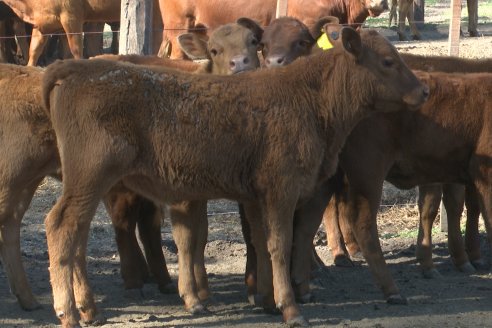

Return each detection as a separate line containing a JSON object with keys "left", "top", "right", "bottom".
{"left": 327, "top": 54, "right": 492, "bottom": 276}
{"left": 41, "top": 28, "right": 426, "bottom": 327}
{"left": 319, "top": 70, "right": 492, "bottom": 304}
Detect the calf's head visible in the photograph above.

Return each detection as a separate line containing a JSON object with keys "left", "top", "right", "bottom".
{"left": 330, "top": 27, "right": 428, "bottom": 111}
{"left": 178, "top": 18, "right": 263, "bottom": 75}
{"left": 260, "top": 16, "right": 339, "bottom": 68}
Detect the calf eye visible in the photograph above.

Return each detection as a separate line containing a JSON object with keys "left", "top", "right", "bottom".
{"left": 382, "top": 57, "right": 394, "bottom": 68}
{"left": 210, "top": 48, "right": 218, "bottom": 56}
{"left": 251, "top": 38, "right": 258, "bottom": 46}
{"left": 298, "top": 40, "right": 309, "bottom": 48}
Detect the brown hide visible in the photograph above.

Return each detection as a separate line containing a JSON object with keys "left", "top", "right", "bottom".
{"left": 401, "top": 53, "right": 492, "bottom": 72}
{"left": 160, "top": 0, "right": 388, "bottom": 58}
{"left": 41, "top": 29, "right": 426, "bottom": 327}
{"left": 321, "top": 70, "right": 492, "bottom": 303}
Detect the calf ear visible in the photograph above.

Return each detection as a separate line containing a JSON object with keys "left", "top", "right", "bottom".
{"left": 310, "top": 16, "right": 340, "bottom": 40}
{"left": 177, "top": 33, "right": 210, "bottom": 60}
{"left": 237, "top": 17, "right": 264, "bottom": 42}
{"left": 340, "top": 27, "right": 362, "bottom": 59}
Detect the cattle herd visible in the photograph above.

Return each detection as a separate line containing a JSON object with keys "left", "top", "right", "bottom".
{"left": 0, "top": 0, "right": 491, "bottom": 327}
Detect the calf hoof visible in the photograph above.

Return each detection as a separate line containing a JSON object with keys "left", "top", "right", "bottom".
{"left": 469, "top": 31, "right": 479, "bottom": 37}
{"left": 19, "top": 298, "right": 42, "bottom": 311}
{"left": 386, "top": 294, "right": 407, "bottom": 305}
{"left": 123, "top": 288, "right": 145, "bottom": 299}
{"left": 334, "top": 254, "right": 354, "bottom": 267}
{"left": 159, "top": 281, "right": 177, "bottom": 294}
{"left": 458, "top": 262, "right": 476, "bottom": 274}
{"left": 422, "top": 268, "right": 442, "bottom": 279}
{"left": 286, "top": 315, "right": 310, "bottom": 327}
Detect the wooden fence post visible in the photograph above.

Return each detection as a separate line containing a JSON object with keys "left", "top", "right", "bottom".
{"left": 448, "top": 0, "right": 462, "bottom": 56}
{"left": 276, "top": 0, "right": 288, "bottom": 18}
{"left": 119, "top": 0, "right": 153, "bottom": 55}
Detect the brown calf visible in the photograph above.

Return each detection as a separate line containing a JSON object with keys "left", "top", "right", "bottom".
{"left": 160, "top": 0, "right": 388, "bottom": 58}
{"left": 328, "top": 54, "right": 492, "bottom": 276}
{"left": 41, "top": 28, "right": 426, "bottom": 327}
{"left": 319, "top": 70, "right": 492, "bottom": 304}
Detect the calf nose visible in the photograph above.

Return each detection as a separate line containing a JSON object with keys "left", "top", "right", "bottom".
{"left": 230, "top": 55, "right": 252, "bottom": 74}
{"left": 265, "top": 55, "right": 286, "bottom": 68}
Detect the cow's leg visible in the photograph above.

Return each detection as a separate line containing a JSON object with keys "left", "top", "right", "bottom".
{"left": 263, "top": 196, "right": 306, "bottom": 326}
{"left": 190, "top": 202, "right": 209, "bottom": 301}
{"left": 104, "top": 190, "right": 150, "bottom": 290}
{"left": 238, "top": 203, "right": 258, "bottom": 303}
{"left": 241, "top": 202, "right": 275, "bottom": 312}
{"left": 405, "top": 1, "right": 422, "bottom": 40}
{"left": 396, "top": 1, "right": 409, "bottom": 41}
{"left": 27, "top": 28, "right": 48, "bottom": 66}
{"left": 464, "top": 185, "right": 484, "bottom": 268}
{"left": 416, "top": 184, "right": 442, "bottom": 278}
{"left": 290, "top": 182, "right": 333, "bottom": 303}
{"left": 338, "top": 203, "right": 361, "bottom": 258}
{"left": 467, "top": 0, "right": 479, "bottom": 36}
{"left": 135, "top": 199, "right": 175, "bottom": 293}
{"left": 324, "top": 194, "right": 354, "bottom": 267}
{"left": 59, "top": 15, "right": 83, "bottom": 59}
{"left": 0, "top": 181, "right": 42, "bottom": 310}
{"left": 169, "top": 200, "right": 208, "bottom": 314}
{"left": 442, "top": 184, "right": 475, "bottom": 273}
{"left": 83, "top": 22, "right": 104, "bottom": 58}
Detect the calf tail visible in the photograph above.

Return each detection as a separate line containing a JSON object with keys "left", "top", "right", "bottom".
{"left": 42, "top": 59, "right": 80, "bottom": 116}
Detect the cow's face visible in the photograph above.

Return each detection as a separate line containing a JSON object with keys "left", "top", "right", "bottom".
{"left": 260, "top": 17, "right": 315, "bottom": 68}
{"left": 348, "top": 28, "right": 428, "bottom": 110}
{"left": 178, "top": 20, "right": 262, "bottom": 75}
{"left": 362, "top": 0, "right": 389, "bottom": 17}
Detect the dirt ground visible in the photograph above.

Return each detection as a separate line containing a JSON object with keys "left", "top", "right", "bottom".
{"left": 1, "top": 5, "right": 492, "bottom": 328}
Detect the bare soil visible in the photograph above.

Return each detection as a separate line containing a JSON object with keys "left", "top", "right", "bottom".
{"left": 1, "top": 10, "right": 492, "bottom": 328}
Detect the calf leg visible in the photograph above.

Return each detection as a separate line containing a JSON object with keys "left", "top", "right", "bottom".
{"left": 345, "top": 185, "right": 405, "bottom": 304}
{"left": 442, "top": 184, "right": 474, "bottom": 273}
{"left": 464, "top": 185, "right": 483, "bottom": 267}
{"left": 405, "top": 2, "right": 422, "bottom": 40}
{"left": 238, "top": 203, "right": 258, "bottom": 304}
{"left": 397, "top": 1, "right": 409, "bottom": 41}
{"left": 324, "top": 195, "right": 353, "bottom": 267}
{"left": 136, "top": 200, "right": 175, "bottom": 293}
{"left": 416, "top": 184, "right": 442, "bottom": 277}
{"left": 45, "top": 191, "right": 101, "bottom": 327}
{"left": 262, "top": 196, "right": 306, "bottom": 325}
{"left": 104, "top": 189, "right": 151, "bottom": 290}
{"left": 0, "top": 181, "right": 42, "bottom": 310}
{"left": 241, "top": 202, "right": 275, "bottom": 312}
{"left": 169, "top": 200, "right": 208, "bottom": 314}
{"left": 290, "top": 184, "right": 332, "bottom": 303}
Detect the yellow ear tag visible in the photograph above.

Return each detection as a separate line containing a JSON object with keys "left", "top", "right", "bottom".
{"left": 317, "top": 32, "right": 333, "bottom": 51}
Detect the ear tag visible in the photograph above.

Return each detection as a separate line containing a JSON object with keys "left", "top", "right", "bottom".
{"left": 316, "top": 32, "right": 334, "bottom": 51}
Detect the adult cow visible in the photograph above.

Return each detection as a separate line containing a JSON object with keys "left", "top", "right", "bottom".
{"left": 0, "top": 19, "right": 264, "bottom": 312}
{"left": 41, "top": 28, "right": 427, "bottom": 327}
{"left": 389, "top": 0, "right": 479, "bottom": 40}
{"left": 1, "top": 0, "right": 121, "bottom": 65}
{"left": 159, "top": 0, "right": 388, "bottom": 58}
